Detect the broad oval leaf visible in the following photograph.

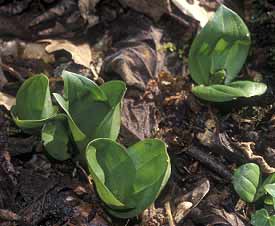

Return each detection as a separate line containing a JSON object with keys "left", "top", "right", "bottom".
{"left": 54, "top": 71, "right": 126, "bottom": 149}
{"left": 256, "top": 174, "right": 275, "bottom": 201}
{"left": 11, "top": 74, "right": 56, "bottom": 130}
{"left": 232, "top": 163, "right": 260, "bottom": 203}
{"left": 86, "top": 138, "right": 136, "bottom": 208}
{"left": 189, "top": 5, "right": 251, "bottom": 85}
{"left": 192, "top": 81, "right": 267, "bottom": 102}
{"left": 86, "top": 138, "right": 171, "bottom": 218}
{"left": 251, "top": 209, "right": 275, "bottom": 226}
{"left": 42, "top": 114, "right": 71, "bottom": 161}
{"left": 108, "top": 139, "right": 171, "bottom": 218}
{"left": 265, "top": 184, "right": 275, "bottom": 198}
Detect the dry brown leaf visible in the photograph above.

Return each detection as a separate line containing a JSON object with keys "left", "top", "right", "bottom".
{"left": 42, "top": 39, "right": 92, "bottom": 68}
{"left": 22, "top": 43, "right": 55, "bottom": 63}
{"left": 174, "top": 178, "right": 210, "bottom": 223}
{"left": 195, "top": 208, "right": 246, "bottom": 226}
{"left": 0, "top": 92, "right": 16, "bottom": 110}
{"left": 118, "top": 0, "right": 171, "bottom": 21}
{"left": 171, "top": 0, "right": 214, "bottom": 27}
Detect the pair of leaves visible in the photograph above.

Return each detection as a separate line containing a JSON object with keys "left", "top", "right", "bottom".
{"left": 233, "top": 163, "right": 275, "bottom": 205}
{"left": 86, "top": 138, "right": 171, "bottom": 218}
{"left": 53, "top": 71, "right": 126, "bottom": 151}
{"left": 188, "top": 5, "right": 267, "bottom": 102}
{"left": 251, "top": 209, "right": 275, "bottom": 226}
{"left": 233, "top": 164, "right": 275, "bottom": 226}
{"left": 11, "top": 72, "right": 126, "bottom": 160}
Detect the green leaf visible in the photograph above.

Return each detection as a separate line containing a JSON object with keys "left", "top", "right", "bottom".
{"left": 265, "top": 184, "right": 275, "bottom": 198}
{"left": 192, "top": 81, "right": 267, "bottom": 102}
{"left": 264, "top": 196, "right": 274, "bottom": 206}
{"left": 189, "top": 5, "right": 251, "bottom": 85}
{"left": 93, "top": 81, "right": 126, "bottom": 140}
{"left": 108, "top": 139, "right": 171, "bottom": 218}
{"left": 86, "top": 139, "right": 171, "bottom": 218}
{"left": 232, "top": 163, "right": 260, "bottom": 202}
{"left": 86, "top": 138, "right": 136, "bottom": 208}
{"left": 54, "top": 71, "right": 126, "bottom": 149}
{"left": 11, "top": 74, "right": 56, "bottom": 129}
{"left": 251, "top": 209, "right": 275, "bottom": 226}
{"left": 264, "top": 182, "right": 275, "bottom": 209}
{"left": 41, "top": 114, "right": 71, "bottom": 161}
{"left": 256, "top": 174, "right": 275, "bottom": 201}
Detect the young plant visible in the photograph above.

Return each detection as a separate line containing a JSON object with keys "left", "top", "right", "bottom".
{"left": 86, "top": 138, "right": 171, "bottom": 218}
{"left": 188, "top": 5, "right": 267, "bottom": 102}
{"left": 233, "top": 163, "right": 275, "bottom": 226}
{"left": 251, "top": 209, "right": 275, "bottom": 226}
{"left": 11, "top": 72, "right": 171, "bottom": 218}
{"left": 53, "top": 71, "right": 126, "bottom": 150}
{"left": 11, "top": 71, "right": 126, "bottom": 160}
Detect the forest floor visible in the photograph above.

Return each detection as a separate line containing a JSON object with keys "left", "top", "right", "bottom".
{"left": 0, "top": 0, "right": 275, "bottom": 225}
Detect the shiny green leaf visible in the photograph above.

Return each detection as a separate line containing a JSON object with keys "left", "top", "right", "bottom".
{"left": 42, "top": 114, "right": 71, "bottom": 161}
{"left": 86, "top": 139, "right": 171, "bottom": 218}
{"left": 232, "top": 163, "right": 260, "bottom": 202}
{"left": 86, "top": 138, "right": 136, "bottom": 208}
{"left": 189, "top": 5, "right": 251, "bottom": 85}
{"left": 108, "top": 139, "right": 171, "bottom": 218}
{"left": 251, "top": 209, "right": 275, "bottom": 226}
{"left": 265, "top": 184, "right": 275, "bottom": 198}
{"left": 11, "top": 74, "right": 56, "bottom": 130}
{"left": 256, "top": 174, "right": 275, "bottom": 200}
{"left": 192, "top": 81, "right": 267, "bottom": 102}
{"left": 54, "top": 71, "right": 126, "bottom": 149}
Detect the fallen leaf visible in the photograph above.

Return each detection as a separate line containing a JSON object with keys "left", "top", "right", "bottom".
{"left": 174, "top": 178, "right": 210, "bottom": 223}
{"left": 121, "top": 97, "right": 159, "bottom": 145}
{"left": 90, "top": 213, "right": 109, "bottom": 226}
{"left": 118, "top": 0, "right": 171, "bottom": 21}
{"left": 42, "top": 39, "right": 92, "bottom": 68}
{"left": 22, "top": 43, "right": 55, "bottom": 64}
{"left": 101, "top": 12, "right": 163, "bottom": 90}
{"left": 0, "top": 92, "right": 15, "bottom": 110}
{"left": 78, "top": 0, "right": 100, "bottom": 27}
{"left": 171, "top": 0, "right": 214, "bottom": 27}
{"left": 194, "top": 208, "right": 246, "bottom": 226}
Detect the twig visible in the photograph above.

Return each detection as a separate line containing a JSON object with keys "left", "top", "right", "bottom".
{"left": 168, "top": 12, "right": 190, "bottom": 26}
{"left": 0, "top": 62, "right": 24, "bottom": 82}
{"left": 164, "top": 201, "right": 175, "bottom": 226}
{"left": 237, "top": 142, "right": 275, "bottom": 174}
{"left": 75, "top": 161, "right": 94, "bottom": 191}
{"left": 185, "top": 146, "right": 232, "bottom": 180}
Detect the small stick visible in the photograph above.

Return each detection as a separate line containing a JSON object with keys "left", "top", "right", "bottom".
{"left": 165, "top": 201, "right": 175, "bottom": 226}
{"left": 168, "top": 12, "right": 190, "bottom": 26}
{"left": 185, "top": 146, "right": 232, "bottom": 180}
{"left": 0, "top": 62, "right": 24, "bottom": 82}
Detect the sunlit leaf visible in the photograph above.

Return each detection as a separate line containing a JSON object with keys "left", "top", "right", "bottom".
{"left": 86, "top": 138, "right": 136, "bottom": 208}
{"left": 192, "top": 81, "right": 267, "bottom": 102}
{"left": 189, "top": 5, "right": 251, "bottom": 85}
{"left": 86, "top": 138, "right": 171, "bottom": 218}
{"left": 11, "top": 74, "right": 56, "bottom": 130}
{"left": 54, "top": 71, "right": 126, "bottom": 149}
{"left": 232, "top": 163, "right": 260, "bottom": 203}
{"left": 256, "top": 174, "right": 275, "bottom": 201}
{"left": 251, "top": 209, "right": 275, "bottom": 226}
